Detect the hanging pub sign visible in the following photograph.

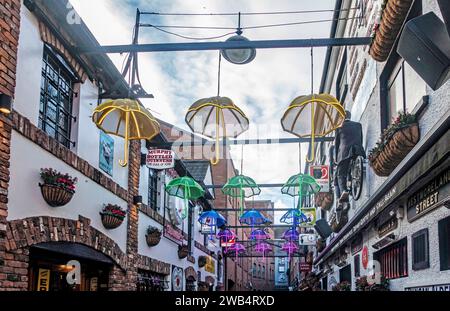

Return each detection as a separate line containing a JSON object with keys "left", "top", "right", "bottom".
{"left": 309, "top": 165, "right": 329, "bottom": 192}
{"left": 299, "top": 208, "right": 317, "bottom": 227}
{"left": 204, "top": 256, "right": 215, "bottom": 274}
{"left": 201, "top": 223, "right": 216, "bottom": 235}
{"left": 220, "top": 237, "right": 235, "bottom": 248}
{"left": 299, "top": 263, "right": 312, "bottom": 272}
{"left": 299, "top": 233, "right": 317, "bottom": 246}
{"left": 406, "top": 168, "right": 450, "bottom": 222}
{"left": 146, "top": 149, "right": 175, "bottom": 170}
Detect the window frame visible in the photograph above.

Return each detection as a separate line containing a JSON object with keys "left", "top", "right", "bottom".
{"left": 412, "top": 228, "right": 430, "bottom": 271}
{"left": 39, "top": 44, "right": 78, "bottom": 148}
{"left": 438, "top": 216, "right": 450, "bottom": 271}
{"left": 147, "top": 168, "right": 158, "bottom": 210}
{"left": 374, "top": 237, "right": 408, "bottom": 280}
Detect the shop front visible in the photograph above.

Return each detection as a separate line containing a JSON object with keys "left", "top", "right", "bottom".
{"left": 29, "top": 242, "right": 113, "bottom": 291}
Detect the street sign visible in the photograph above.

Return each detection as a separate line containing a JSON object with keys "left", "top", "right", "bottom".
{"left": 299, "top": 263, "right": 312, "bottom": 272}
{"left": 299, "top": 233, "right": 317, "bottom": 246}
{"left": 309, "top": 165, "right": 330, "bottom": 192}
{"left": 221, "top": 237, "right": 235, "bottom": 248}
{"left": 146, "top": 149, "right": 175, "bottom": 169}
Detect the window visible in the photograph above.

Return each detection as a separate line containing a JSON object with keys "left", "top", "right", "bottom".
{"left": 438, "top": 216, "right": 450, "bottom": 271}
{"left": 374, "top": 238, "right": 408, "bottom": 279}
{"left": 339, "top": 264, "right": 351, "bottom": 283}
{"left": 336, "top": 49, "right": 348, "bottom": 103}
{"left": 412, "top": 228, "right": 429, "bottom": 270}
{"left": 148, "top": 169, "right": 158, "bottom": 209}
{"left": 354, "top": 254, "right": 360, "bottom": 277}
{"left": 387, "top": 60, "right": 426, "bottom": 122}
{"left": 39, "top": 45, "right": 77, "bottom": 148}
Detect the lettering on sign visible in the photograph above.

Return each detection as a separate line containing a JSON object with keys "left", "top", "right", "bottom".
{"left": 146, "top": 149, "right": 175, "bottom": 170}
{"left": 309, "top": 165, "right": 329, "bottom": 192}
{"left": 407, "top": 168, "right": 450, "bottom": 222}
{"left": 405, "top": 284, "right": 450, "bottom": 291}
{"left": 378, "top": 217, "right": 398, "bottom": 237}
{"left": 37, "top": 268, "right": 50, "bottom": 291}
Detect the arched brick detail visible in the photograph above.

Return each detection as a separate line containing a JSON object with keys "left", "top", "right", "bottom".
{"left": 5, "top": 215, "right": 127, "bottom": 269}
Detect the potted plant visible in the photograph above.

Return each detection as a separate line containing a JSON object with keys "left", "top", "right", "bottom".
{"left": 369, "top": 112, "right": 420, "bottom": 176}
{"left": 178, "top": 244, "right": 189, "bottom": 259}
{"left": 315, "top": 192, "right": 334, "bottom": 211}
{"left": 332, "top": 281, "right": 351, "bottom": 291}
{"left": 99, "top": 204, "right": 126, "bottom": 229}
{"left": 39, "top": 168, "right": 77, "bottom": 207}
{"left": 198, "top": 255, "right": 207, "bottom": 268}
{"left": 145, "top": 226, "right": 162, "bottom": 247}
{"left": 355, "top": 275, "right": 390, "bottom": 291}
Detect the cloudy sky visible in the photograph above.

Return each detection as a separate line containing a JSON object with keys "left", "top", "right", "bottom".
{"left": 71, "top": 0, "right": 336, "bottom": 222}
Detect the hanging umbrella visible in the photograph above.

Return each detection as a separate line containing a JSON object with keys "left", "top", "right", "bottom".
{"left": 165, "top": 176, "right": 204, "bottom": 219}
{"left": 222, "top": 175, "right": 261, "bottom": 215}
{"left": 217, "top": 229, "right": 235, "bottom": 253}
{"left": 282, "top": 228, "right": 300, "bottom": 241}
{"left": 249, "top": 229, "right": 270, "bottom": 241}
{"left": 198, "top": 210, "right": 226, "bottom": 240}
{"left": 281, "top": 94, "right": 345, "bottom": 162}
{"left": 185, "top": 96, "right": 249, "bottom": 165}
{"left": 280, "top": 208, "right": 309, "bottom": 227}
{"left": 92, "top": 99, "right": 160, "bottom": 166}
{"left": 281, "top": 241, "right": 299, "bottom": 261}
{"left": 281, "top": 173, "right": 320, "bottom": 211}
{"left": 226, "top": 242, "right": 246, "bottom": 258}
{"left": 254, "top": 242, "right": 272, "bottom": 259}
{"left": 239, "top": 210, "right": 269, "bottom": 226}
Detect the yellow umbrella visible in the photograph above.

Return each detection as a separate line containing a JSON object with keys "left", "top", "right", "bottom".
{"left": 92, "top": 99, "right": 160, "bottom": 167}
{"left": 281, "top": 93, "right": 345, "bottom": 162}
{"left": 185, "top": 96, "right": 249, "bottom": 165}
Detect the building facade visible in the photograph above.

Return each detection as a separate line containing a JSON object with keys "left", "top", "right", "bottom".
{"left": 309, "top": 0, "right": 450, "bottom": 291}
{"left": 0, "top": 0, "right": 223, "bottom": 291}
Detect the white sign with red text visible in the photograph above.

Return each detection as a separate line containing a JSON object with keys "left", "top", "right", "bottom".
{"left": 309, "top": 165, "right": 330, "bottom": 192}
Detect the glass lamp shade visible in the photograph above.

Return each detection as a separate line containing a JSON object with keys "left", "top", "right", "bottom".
{"left": 221, "top": 35, "right": 256, "bottom": 65}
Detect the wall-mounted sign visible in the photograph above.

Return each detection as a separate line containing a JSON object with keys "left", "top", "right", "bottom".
{"left": 201, "top": 224, "right": 216, "bottom": 234}
{"left": 378, "top": 217, "right": 398, "bottom": 237}
{"left": 164, "top": 224, "right": 184, "bottom": 245}
{"left": 37, "top": 268, "right": 50, "bottom": 291}
{"left": 407, "top": 168, "right": 450, "bottom": 222}
{"left": 299, "top": 208, "right": 317, "bottom": 227}
{"left": 299, "top": 263, "right": 312, "bottom": 272}
{"left": 309, "top": 165, "right": 329, "bottom": 192}
{"left": 205, "top": 256, "right": 215, "bottom": 274}
{"left": 99, "top": 131, "right": 114, "bottom": 176}
{"left": 220, "top": 237, "right": 235, "bottom": 248}
{"left": 405, "top": 283, "right": 450, "bottom": 291}
{"left": 299, "top": 234, "right": 317, "bottom": 246}
{"left": 171, "top": 265, "right": 183, "bottom": 291}
{"left": 146, "top": 149, "right": 175, "bottom": 170}
{"left": 361, "top": 246, "right": 369, "bottom": 269}
{"left": 351, "top": 234, "right": 363, "bottom": 255}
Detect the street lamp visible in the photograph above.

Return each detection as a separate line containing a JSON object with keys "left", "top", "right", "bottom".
{"left": 0, "top": 94, "right": 12, "bottom": 115}
{"left": 220, "top": 35, "right": 256, "bottom": 65}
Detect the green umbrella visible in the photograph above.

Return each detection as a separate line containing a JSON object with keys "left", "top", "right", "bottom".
{"left": 281, "top": 173, "right": 321, "bottom": 210}
{"left": 222, "top": 175, "right": 261, "bottom": 215}
{"left": 165, "top": 176, "right": 205, "bottom": 219}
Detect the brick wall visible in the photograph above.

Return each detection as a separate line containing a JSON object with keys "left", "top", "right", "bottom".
{"left": 0, "top": 0, "right": 20, "bottom": 290}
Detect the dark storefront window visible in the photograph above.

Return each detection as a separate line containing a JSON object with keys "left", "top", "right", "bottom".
{"left": 438, "top": 216, "right": 450, "bottom": 271}
{"left": 39, "top": 45, "right": 76, "bottom": 148}
{"left": 354, "top": 254, "right": 361, "bottom": 277}
{"left": 412, "top": 228, "right": 429, "bottom": 270}
{"left": 137, "top": 270, "right": 168, "bottom": 291}
{"left": 339, "top": 264, "right": 351, "bottom": 284}
{"left": 148, "top": 169, "right": 158, "bottom": 209}
{"left": 374, "top": 238, "right": 408, "bottom": 279}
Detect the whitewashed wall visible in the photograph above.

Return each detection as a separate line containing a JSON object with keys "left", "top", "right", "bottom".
{"left": 8, "top": 132, "right": 128, "bottom": 252}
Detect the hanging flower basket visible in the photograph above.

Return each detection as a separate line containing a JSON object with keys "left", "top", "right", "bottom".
{"left": 145, "top": 226, "right": 162, "bottom": 247}
{"left": 39, "top": 168, "right": 77, "bottom": 207}
{"left": 315, "top": 192, "right": 334, "bottom": 211}
{"left": 99, "top": 204, "right": 126, "bottom": 229}
{"left": 369, "top": 113, "right": 420, "bottom": 177}
{"left": 198, "top": 256, "right": 207, "bottom": 268}
{"left": 178, "top": 245, "right": 189, "bottom": 259}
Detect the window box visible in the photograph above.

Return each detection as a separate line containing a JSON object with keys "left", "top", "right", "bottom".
{"left": 369, "top": 113, "right": 420, "bottom": 176}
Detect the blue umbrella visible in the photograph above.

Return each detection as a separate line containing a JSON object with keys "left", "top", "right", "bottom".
{"left": 239, "top": 210, "right": 269, "bottom": 226}
{"left": 280, "top": 208, "right": 308, "bottom": 226}
{"left": 198, "top": 210, "right": 227, "bottom": 227}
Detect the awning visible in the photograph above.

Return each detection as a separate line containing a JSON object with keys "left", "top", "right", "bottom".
{"left": 31, "top": 242, "right": 114, "bottom": 265}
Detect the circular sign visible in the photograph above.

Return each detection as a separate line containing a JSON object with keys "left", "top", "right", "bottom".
{"left": 362, "top": 246, "right": 369, "bottom": 269}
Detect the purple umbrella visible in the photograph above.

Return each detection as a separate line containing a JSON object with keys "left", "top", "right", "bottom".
{"left": 226, "top": 242, "right": 246, "bottom": 258}
{"left": 281, "top": 241, "right": 298, "bottom": 261}
{"left": 282, "top": 228, "right": 299, "bottom": 241}
{"left": 249, "top": 229, "right": 270, "bottom": 241}
{"left": 217, "top": 229, "right": 236, "bottom": 252}
{"left": 254, "top": 242, "right": 272, "bottom": 259}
